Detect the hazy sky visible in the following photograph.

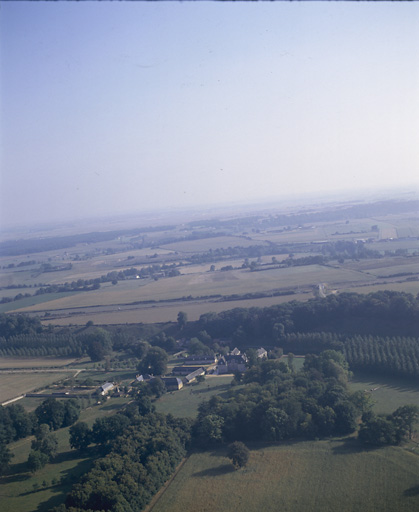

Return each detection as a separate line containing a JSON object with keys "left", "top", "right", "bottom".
{"left": 1, "top": 2, "right": 418, "bottom": 229}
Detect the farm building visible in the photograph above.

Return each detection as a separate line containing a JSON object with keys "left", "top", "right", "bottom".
{"left": 184, "top": 367, "right": 205, "bottom": 384}
{"left": 136, "top": 374, "right": 154, "bottom": 382}
{"left": 161, "top": 377, "right": 183, "bottom": 391}
{"left": 100, "top": 382, "right": 115, "bottom": 395}
{"left": 256, "top": 348, "right": 268, "bottom": 359}
{"left": 172, "top": 366, "right": 205, "bottom": 376}
{"left": 217, "top": 354, "right": 248, "bottom": 374}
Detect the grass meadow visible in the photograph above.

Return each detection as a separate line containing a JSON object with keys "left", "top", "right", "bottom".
{"left": 155, "top": 375, "right": 234, "bottom": 418}
{"left": 0, "top": 372, "right": 76, "bottom": 404}
{"left": 349, "top": 374, "right": 419, "bottom": 415}
{"left": 150, "top": 441, "right": 419, "bottom": 512}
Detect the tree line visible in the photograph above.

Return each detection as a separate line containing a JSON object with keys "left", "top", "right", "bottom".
{"left": 52, "top": 412, "right": 192, "bottom": 512}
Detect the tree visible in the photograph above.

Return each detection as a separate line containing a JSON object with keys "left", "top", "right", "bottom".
{"left": 35, "top": 398, "right": 65, "bottom": 430}
{"left": 31, "top": 424, "right": 58, "bottom": 458}
{"left": 62, "top": 399, "right": 81, "bottom": 427}
{"left": 69, "top": 422, "right": 91, "bottom": 451}
{"left": 287, "top": 352, "right": 295, "bottom": 372}
{"left": 137, "top": 347, "right": 168, "bottom": 376}
{"left": 84, "top": 328, "right": 113, "bottom": 361}
{"left": 196, "top": 414, "right": 224, "bottom": 446}
{"left": 391, "top": 405, "right": 419, "bottom": 441}
{"left": 227, "top": 441, "right": 250, "bottom": 469}
{"left": 27, "top": 450, "right": 49, "bottom": 473}
{"left": 188, "top": 338, "right": 211, "bottom": 355}
{"left": 177, "top": 311, "right": 188, "bottom": 329}
{"left": 91, "top": 415, "right": 130, "bottom": 445}
{"left": 0, "top": 443, "right": 13, "bottom": 474}
{"left": 358, "top": 414, "right": 398, "bottom": 446}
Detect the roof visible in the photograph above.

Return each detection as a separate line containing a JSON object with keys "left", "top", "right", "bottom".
{"left": 185, "top": 368, "right": 205, "bottom": 381}
{"left": 136, "top": 374, "right": 154, "bottom": 382}
{"left": 101, "top": 382, "right": 114, "bottom": 392}
{"left": 161, "top": 377, "right": 183, "bottom": 385}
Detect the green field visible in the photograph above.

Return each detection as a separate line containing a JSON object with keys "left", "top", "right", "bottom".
{"left": 150, "top": 441, "right": 419, "bottom": 512}
{"left": 349, "top": 374, "right": 419, "bottom": 415}
{"left": 0, "top": 372, "right": 76, "bottom": 404}
{"left": 155, "top": 375, "right": 234, "bottom": 418}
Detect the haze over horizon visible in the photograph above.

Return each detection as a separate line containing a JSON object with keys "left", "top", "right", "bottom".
{"left": 1, "top": 3, "right": 418, "bottom": 230}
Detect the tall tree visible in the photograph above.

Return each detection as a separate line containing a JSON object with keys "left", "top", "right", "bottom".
{"left": 137, "top": 347, "right": 168, "bottom": 376}
{"left": 227, "top": 441, "right": 250, "bottom": 469}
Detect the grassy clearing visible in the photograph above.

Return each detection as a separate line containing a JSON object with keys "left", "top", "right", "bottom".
{"left": 349, "top": 374, "right": 419, "bottom": 414}
{"left": 155, "top": 376, "right": 234, "bottom": 418}
{"left": 0, "top": 372, "right": 74, "bottom": 403}
{"left": 0, "top": 397, "right": 130, "bottom": 512}
{"left": 151, "top": 441, "right": 419, "bottom": 512}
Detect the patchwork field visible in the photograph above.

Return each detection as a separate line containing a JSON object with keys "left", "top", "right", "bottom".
{"left": 150, "top": 441, "right": 419, "bottom": 512}
{"left": 1, "top": 199, "right": 418, "bottom": 326}
{"left": 13, "top": 264, "right": 374, "bottom": 314}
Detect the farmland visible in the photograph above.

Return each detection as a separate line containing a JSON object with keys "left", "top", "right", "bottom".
{"left": 0, "top": 371, "right": 77, "bottom": 404}
{"left": 150, "top": 441, "right": 419, "bottom": 512}
{"left": 0, "top": 196, "right": 417, "bottom": 325}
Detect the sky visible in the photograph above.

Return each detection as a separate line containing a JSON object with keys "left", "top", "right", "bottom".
{"left": 1, "top": 2, "right": 418, "bottom": 229}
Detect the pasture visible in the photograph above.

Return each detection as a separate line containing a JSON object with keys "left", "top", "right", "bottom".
{"left": 150, "top": 441, "right": 419, "bottom": 512}
{"left": 155, "top": 375, "right": 234, "bottom": 418}
{"left": 349, "top": 374, "right": 419, "bottom": 415}
{"left": 0, "top": 371, "right": 76, "bottom": 404}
